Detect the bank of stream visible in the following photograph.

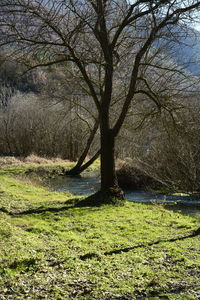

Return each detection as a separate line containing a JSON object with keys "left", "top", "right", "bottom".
{"left": 45, "top": 171, "right": 200, "bottom": 217}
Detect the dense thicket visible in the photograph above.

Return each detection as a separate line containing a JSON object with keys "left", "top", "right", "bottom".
{"left": 0, "top": 57, "right": 99, "bottom": 160}
{"left": 0, "top": 92, "right": 99, "bottom": 160}
{"left": 116, "top": 96, "right": 200, "bottom": 192}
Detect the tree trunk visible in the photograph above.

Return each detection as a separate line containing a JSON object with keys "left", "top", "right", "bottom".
{"left": 75, "top": 132, "right": 124, "bottom": 207}
{"left": 65, "top": 149, "right": 100, "bottom": 176}
{"left": 65, "top": 120, "right": 99, "bottom": 176}
{"left": 100, "top": 129, "right": 116, "bottom": 190}
{"left": 100, "top": 122, "right": 124, "bottom": 199}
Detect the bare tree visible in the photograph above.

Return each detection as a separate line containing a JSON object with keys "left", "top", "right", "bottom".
{"left": 1, "top": 0, "right": 200, "bottom": 202}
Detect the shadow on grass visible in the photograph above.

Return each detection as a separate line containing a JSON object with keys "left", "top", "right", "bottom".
{"left": 8, "top": 258, "right": 38, "bottom": 271}
{"left": 0, "top": 192, "right": 125, "bottom": 216}
{"left": 0, "top": 198, "right": 81, "bottom": 216}
{"left": 79, "top": 227, "right": 200, "bottom": 260}
{"left": 0, "top": 191, "right": 125, "bottom": 216}
{"left": 164, "top": 204, "right": 200, "bottom": 218}
{"left": 0, "top": 205, "right": 75, "bottom": 216}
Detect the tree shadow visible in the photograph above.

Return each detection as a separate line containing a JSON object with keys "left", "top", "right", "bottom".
{"left": 0, "top": 198, "right": 81, "bottom": 216}
{"left": 0, "top": 192, "right": 122, "bottom": 216}
{"left": 0, "top": 192, "right": 119, "bottom": 216}
{"left": 79, "top": 227, "right": 200, "bottom": 260}
{"left": 15, "top": 205, "right": 76, "bottom": 215}
{"left": 164, "top": 203, "right": 200, "bottom": 218}
{"left": 0, "top": 190, "right": 126, "bottom": 217}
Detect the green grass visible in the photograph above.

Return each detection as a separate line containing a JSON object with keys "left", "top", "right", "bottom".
{"left": 0, "top": 164, "right": 199, "bottom": 299}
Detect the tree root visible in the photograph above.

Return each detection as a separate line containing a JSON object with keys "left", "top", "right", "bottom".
{"left": 75, "top": 189, "right": 125, "bottom": 207}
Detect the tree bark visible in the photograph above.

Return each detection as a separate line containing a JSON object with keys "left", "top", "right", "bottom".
{"left": 100, "top": 117, "right": 124, "bottom": 199}
{"left": 100, "top": 129, "right": 117, "bottom": 191}
{"left": 75, "top": 127, "right": 125, "bottom": 207}
{"left": 65, "top": 149, "right": 100, "bottom": 176}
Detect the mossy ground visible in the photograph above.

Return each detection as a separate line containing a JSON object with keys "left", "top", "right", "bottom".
{"left": 0, "top": 163, "right": 199, "bottom": 299}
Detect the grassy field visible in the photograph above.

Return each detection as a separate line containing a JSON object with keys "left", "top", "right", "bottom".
{"left": 0, "top": 162, "right": 200, "bottom": 299}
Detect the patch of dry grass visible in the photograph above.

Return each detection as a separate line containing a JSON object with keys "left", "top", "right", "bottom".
{"left": 0, "top": 154, "right": 69, "bottom": 167}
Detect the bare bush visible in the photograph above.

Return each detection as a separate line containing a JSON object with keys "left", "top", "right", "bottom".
{"left": 118, "top": 99, "right": 200, "bottom": 192}
{"left": 0, "top": 92, "right": 94, "bottom": 159}
{"left": 116, "top": 158, "right": 163, "bottom": 190}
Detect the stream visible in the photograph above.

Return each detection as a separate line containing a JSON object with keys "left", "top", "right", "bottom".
{"left": 45, "top": 171, "right": 200, "bottom": 217}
